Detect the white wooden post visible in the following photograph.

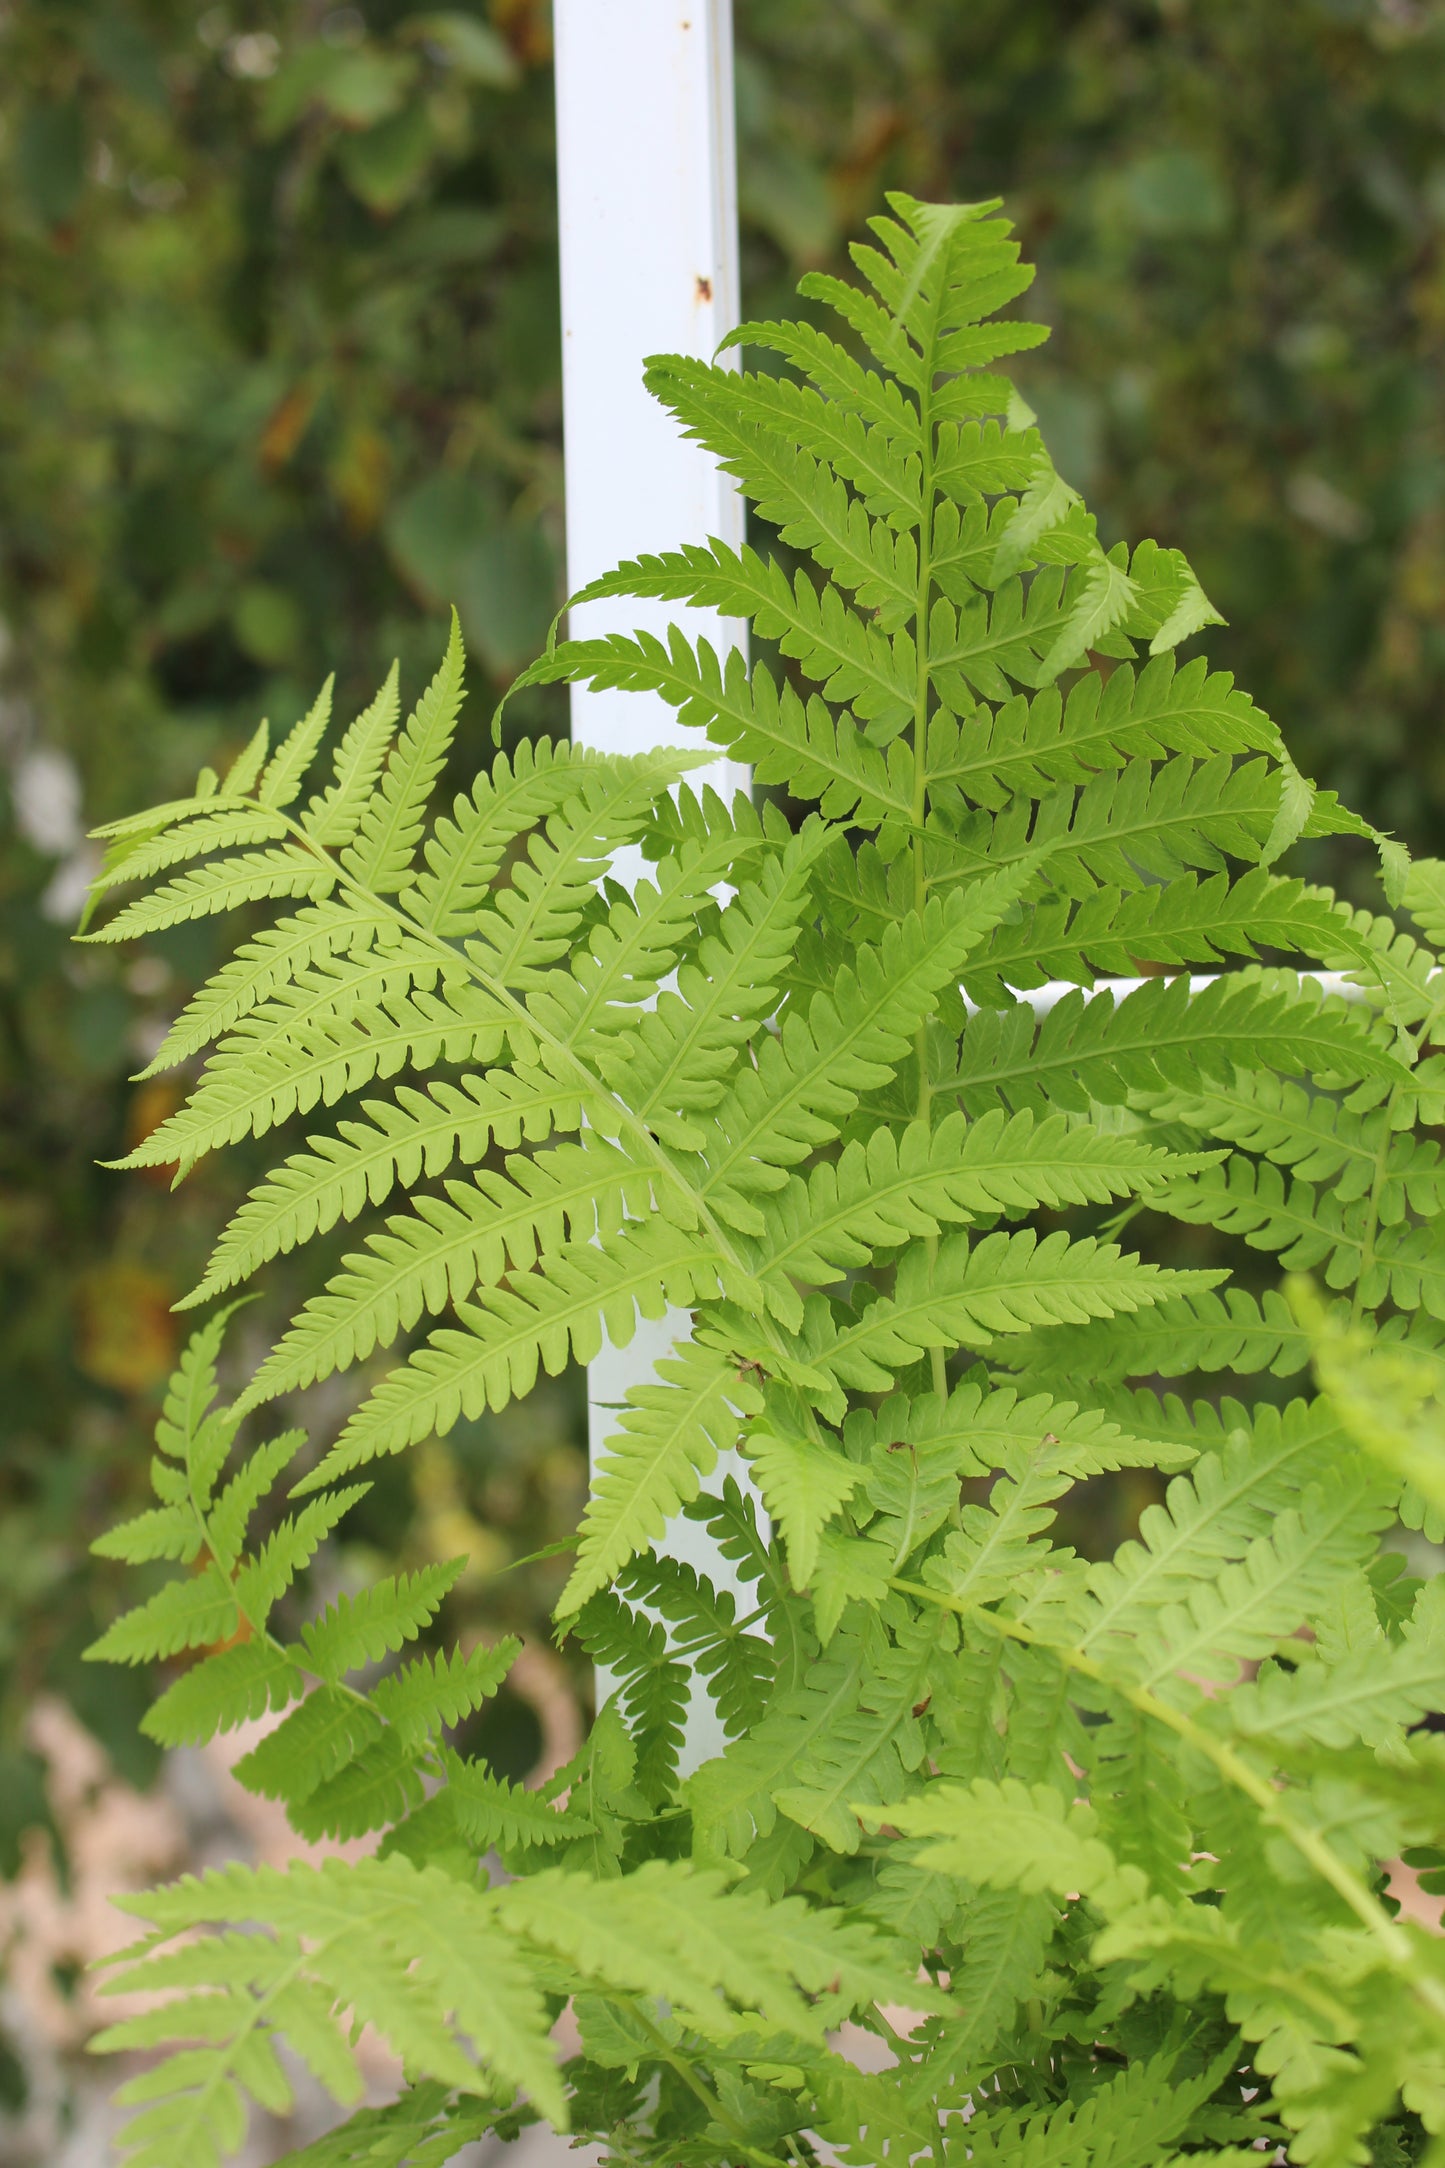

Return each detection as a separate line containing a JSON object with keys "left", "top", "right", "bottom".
{"left": 554, "top": 0, "right": 751, "bottom": 1764}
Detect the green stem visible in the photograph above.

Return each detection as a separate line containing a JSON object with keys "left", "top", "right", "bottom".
{"left": 909, "top": 288, "right": 945, "bottom": 1404}
{"left": 629, "top": 2008, "right": 785, "bottom": 2168}
{"left": 890, "top": 1574, "right": 1445, "bottom": 2037}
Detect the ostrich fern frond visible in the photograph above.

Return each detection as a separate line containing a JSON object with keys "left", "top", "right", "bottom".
{"left": 85, "top": 193, "right": 1445, "bottom": 2168}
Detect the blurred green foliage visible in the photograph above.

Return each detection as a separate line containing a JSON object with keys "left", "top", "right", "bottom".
{"left": 2, "top": 0, "right": 1445, "bottom": 2095}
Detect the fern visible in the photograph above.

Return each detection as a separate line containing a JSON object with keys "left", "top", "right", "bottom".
{"left": 83, "top": 192, "right": 1445, "bottom": 2168}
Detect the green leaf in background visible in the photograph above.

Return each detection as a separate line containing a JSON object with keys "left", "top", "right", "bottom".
{"left": 16, "top": 97, "right": 84, "bottom": 226}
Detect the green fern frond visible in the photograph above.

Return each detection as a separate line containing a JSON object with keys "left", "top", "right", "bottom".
{"left": 260, "top": 675, "right": 336, "bottom": 809}
{"left": 138, "top": 902, "right": 384, "bottom": 1079}
{"left": 143, "top": 1640, "right": 305, "bottom": 1750}
{"left": 927, "top": 651, "right": 1281, "bottom": 806}
{"left": 85, "top": 844, "right": 338, "bottom": 943}
{"left": 307, "top": 1220, "right": 730, "bottom": 1490}
{"left": 186, "top": 1068, "right": 584, "bottom": 1305}
{"left": 344, "top": 610, "right": 466, "bottom": 893}
{"left": 371, "top": 1636, "right": 519, "bottom": 1749}
{"left": 296, "top": 1561, "right": 466, "bottom": 1682}
{"left": 559, "top": 1340, "right": 759, "bottom": 1616}
{"left": 238, "top": 1137, "right": 648, "bottom": 1410}
{"left": 120, "top": 981, "right": 500, "bottom": 1176}
{"left": 86, "top": 187, "right": 1445, "bottom": 2168}
{"left": 302, "top": 663, "right": 400, "bottom": 847}
{"left": 751, "top": 1109, "right": 1208, "bottom": 1289}
{"left": 950, "top": 970, "right": 1402, "bottom": 1120}
{"left": 703, "top": 871, "right": 1031, "bottom": 1222}
{"left": 810, "top": 1229, "right": 1219, "bottom": 1394}
{"left": 108, "top": 1853, "right": 565, "bottom": 2125}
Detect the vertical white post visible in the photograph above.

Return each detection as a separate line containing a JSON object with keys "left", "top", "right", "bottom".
{"left": 554, "top": 0, "right": 751, "bottom": 1764}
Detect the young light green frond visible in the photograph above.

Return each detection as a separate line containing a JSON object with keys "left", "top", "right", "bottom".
{"left": 1230, "top": 1580, "right": 1445, "bottom": 1748}
{"left": 296, "top": 1560, "right": 465, "bottom": 1682}
{"left": 344, "top": 610, "right": 466, "bottom": 894}
{"left": 495, "top": 1855, "right": 928, "bottom": 2036}
{"left": 1125, "top": 1468, "right": 1393, "bottom": 1691}
{"left": 721, "top": 313, "right": 924, "bottom": 442}
{"left": 851, "top": 1378, "right": 1191, "bottom": 1497}
{"left": 873, "top": 1776, "right": 1127, "bottom": 1904}
{"left": 534, "top": 819, "right": 759, "bottom": 1059}
{"left": 663, "top": 364, "right": 927, "bottom": 529}
{"left": 113, "top": 1853, "right": 564, "bottom": 2121}
{"left": 205, "top": 1428, "right": 308, "bottom": 1569}
{"left": 231, "top": 1684, "right": 383, "bottom": 1805}
{"left": 92, "top": 1501, "right": 204, "bottom": 1566}
{"left": 925, "top": 1461, "right": 1076, "bottom": 1616}
{"left": 932, "top": 418, "right": 1043, "bottom": 512}
{"left": 464, "top": 747, "right": 705, "bottom": 986}
{"left": 972, "top": 870, "right": 1358, "bottom": 990}
{"left": 84, "top": 845, "right": 337, "bottom": 943}
{"left": 795, "top": 267, "right": 920, "bottom": 385}
{"left": 431, "top": 1753, "right": 594, "bottom": 1858}
{"left": 260, "top": 675, "right": 335, "bottom": 809}
{"left": 221, "top": 715, "right": 270, "bottom": 796}
{"left": 926, "top": 651, "right": 1282, "bottom": 807}
{"left": 926, "top": 568, "right": 1085, "bottom": 706}
{"left": 936, "top": 754, "right": 1315, "bottom": 903}
{"left": 1035, "top": 546, "right": 1138, "bottom": 682}
{"left": 951, "top": 971, "right": 1403, "bottom": 1120}
{"left": 242, "top": 1141, "right": 649, "bottom": 1411}
{"left": 302, "top": 662, "right": 400, "bottom": 846}
{"left": 573, "top": 538, "right": 917, "bottom": 734}
{"left": 187, "top": 1068, "right": 584, "bottom": 1305}
{"left": 152, "top": 938, "right": 450, "bottom": 1144}
{"left": 154, "top": 1306, "right": 238, "bottom": 1468}
{"left": 1154, "top": 1069, "right": 1441, "bottom": 1210}
{"left": 1082, "top": 1407, "right": 1360, "bottom": 1655}
{"left": 1008, "top": 1285, "right": 1319, "bottom": 1385}
{"left": 688, "top": 1616, "right": 931, "bottom": 1860}
{"left": 1158, "top": 1157, "right": 1374, "bottom": 1291}
{"left": 746, "top": 1426, "right": 862, "bottom": 1591}
{"left": 558, "top": 1341, "right": 759, "bottom": 1617}
{"left": 769, "top": 1611, "right": 944, "bottom": 1854}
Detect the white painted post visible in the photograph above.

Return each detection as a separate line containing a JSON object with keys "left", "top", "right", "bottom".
{"left": 553, "top": 0, "right": 751, "bottom": 1763}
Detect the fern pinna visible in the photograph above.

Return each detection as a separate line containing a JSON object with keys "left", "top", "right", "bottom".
{"left": 84, "top": 195, "right": 1445, "bottom": 2168}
